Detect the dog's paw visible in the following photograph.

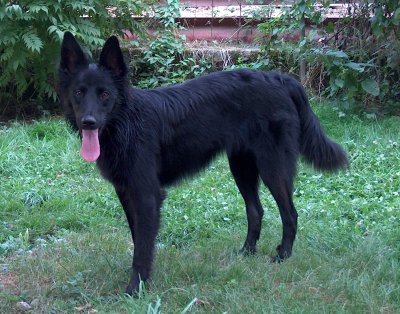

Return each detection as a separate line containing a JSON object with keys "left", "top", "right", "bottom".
{"left": 270, "top": 255, "right": 285, "bottom": 263}
{"left": 239, "top": 244, "right": 257, "bottom": 256}
{"left": 270, "top": 244, "right": 291, "bottom": 263}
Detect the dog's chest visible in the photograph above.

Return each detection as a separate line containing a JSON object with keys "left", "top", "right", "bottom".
{"left": 95, "top": 136, "right": 129, "bottom": 185}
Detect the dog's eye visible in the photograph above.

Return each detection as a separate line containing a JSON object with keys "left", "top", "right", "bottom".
{"left": 75, "top": 90, "right": 83, "bottom": 97}
{"left": 100, "top": 91, "right": 110, "bottom": 101}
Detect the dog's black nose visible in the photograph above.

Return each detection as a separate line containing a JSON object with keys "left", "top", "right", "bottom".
{"left": 81, "top": 115, "right": 97, "bottom": 127}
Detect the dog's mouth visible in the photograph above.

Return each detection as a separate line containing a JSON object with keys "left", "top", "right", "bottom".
{"left": 81, "top": 128, "right": 100, "bottom": 162}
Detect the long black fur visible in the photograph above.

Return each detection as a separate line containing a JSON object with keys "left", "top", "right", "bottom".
{"left": 58, "top": 32, "right": 348, "bottom": 295}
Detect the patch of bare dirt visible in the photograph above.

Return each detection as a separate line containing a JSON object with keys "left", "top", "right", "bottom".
{"left": 0, "top": 269, "right": 20, "bottom": 294}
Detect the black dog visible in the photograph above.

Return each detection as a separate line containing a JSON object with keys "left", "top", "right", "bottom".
{"left": 58, "top": 32, "right": 348, "bottom": 295}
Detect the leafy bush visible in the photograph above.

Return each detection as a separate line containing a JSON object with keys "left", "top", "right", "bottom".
{"left": 130, "top": 0, "right": 212, "bottom": 88}
{"left": 1, "top": 0, "right": 399, "bottom": 116}
{"left": 0, "top": 0, "right": 147, "bottom": 115}
{"left": 256, "top": 0, "right": 400, "bottom": 113}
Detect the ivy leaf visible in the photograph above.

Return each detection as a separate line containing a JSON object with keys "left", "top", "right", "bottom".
{"left": 361, "top": 79, "right": 380, "bottom": 96}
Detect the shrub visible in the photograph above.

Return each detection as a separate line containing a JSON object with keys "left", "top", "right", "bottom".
{"left": 256, "top": 0, "right": 400, "bottom": 113}
{"left": 130, "top": 0, "right": 212, "bottom": 88}
{"left": 0, "top": 0, "right": 147, "bottom": 116}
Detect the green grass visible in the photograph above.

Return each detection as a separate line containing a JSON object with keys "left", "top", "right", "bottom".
{"left": 0, "top": 105, "right": 399, "bottom": 313}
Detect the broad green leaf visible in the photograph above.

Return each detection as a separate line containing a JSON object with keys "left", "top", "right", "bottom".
{"left": 344, "top": 73, "right": 359, "bottom": 91}
{"left": 335, "top": 79, "right": 344, "bottom": 88}
{"left": 344, "top": 62, "right": 365, "bottom": 72}
{"left": 394, "top": 8, "right": 400, "bottom": 25}
{"left": 326, "top": 21, "right": 334, "bottom": 33}
{"left": 326, "top": 50, "right": 348, "bottom": 59}
{"left": 361, "top": 79, "right": 380, "bottom": 96}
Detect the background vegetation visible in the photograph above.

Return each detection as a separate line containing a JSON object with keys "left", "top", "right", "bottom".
{"left": 0, "top": 0, "right": 149, "bottom": 117}
{"left": 254, "top": 0, "right": 400, "bottom": 114}
{"left": 1, "top": 0, "right": 399, "bottom": 117}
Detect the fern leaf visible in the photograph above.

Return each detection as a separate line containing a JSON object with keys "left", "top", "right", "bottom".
{"left": 5, "top": 5, "right": 23, "bottom": 17}
{"left": 29, "top": 4, "right": 49, "bottom": 15}
{"left": 0, "top": 48, "right": 13, "bottom": 62}
{"left": 22, "top": 32, "right": 43, "bottom": 53}
{"left": 0, "top": 32, "right": 19, "bottom": 45}
{"left": 47, "top": 25, "right": 58, "bottom": 34}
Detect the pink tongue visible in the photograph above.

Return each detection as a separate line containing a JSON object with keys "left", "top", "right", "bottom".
{"left": 81, "top": 129, "right": 100, "bottom": 162}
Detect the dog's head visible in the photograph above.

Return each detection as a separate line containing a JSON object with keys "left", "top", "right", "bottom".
{"left": 58, "top": 32, "right": 128, "bottom": 162}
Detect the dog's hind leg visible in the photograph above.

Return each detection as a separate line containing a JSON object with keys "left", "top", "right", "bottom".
{"left": 256, "top": 152, "right": 298, "bottom": 261}
{"left": 228, "top": 152, "right": 264, "bottom": 254}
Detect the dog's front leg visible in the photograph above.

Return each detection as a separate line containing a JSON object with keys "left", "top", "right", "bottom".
{"left": 121, "top": 184, "right": 161, "bottom": 296}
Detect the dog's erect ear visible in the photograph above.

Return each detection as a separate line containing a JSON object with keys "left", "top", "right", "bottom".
{"left": 99, "top": 36, "right": 127, "bottom": 77}
{"left": 60, "top": 32, "right": 89, "bottom": 74}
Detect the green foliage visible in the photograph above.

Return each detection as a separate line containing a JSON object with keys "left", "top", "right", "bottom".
{"left": 317, "top": 0, "right": 400, "bottom": 112}
{"left": 256, "top": 0, "right": 400, "bottom": 113}
{"left": 0, "top": 0, "right": 147, "bottom": 114}
{"left": 310, "top": 47, "right": 380, "bottom": 107}
{"left": 1, "top": 0, "right": 399, "bottom": 116}
{"left": 256, "top": 0, "right": 330, "bottom": 68}
{"left": 130, "top": 0, "right": 211, "bottom": 88}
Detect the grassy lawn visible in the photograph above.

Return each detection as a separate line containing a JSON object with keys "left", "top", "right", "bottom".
{"left": 0, "top": 104, "right": 399, "bottom": 313}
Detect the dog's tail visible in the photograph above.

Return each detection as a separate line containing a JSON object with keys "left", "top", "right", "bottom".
{"left": 289, "top": 79, "right": 348, "bottom": 171}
